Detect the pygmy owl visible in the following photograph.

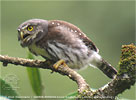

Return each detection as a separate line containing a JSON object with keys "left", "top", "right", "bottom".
{"left": 17, "top": 19, "right": 117, "bottom": 79}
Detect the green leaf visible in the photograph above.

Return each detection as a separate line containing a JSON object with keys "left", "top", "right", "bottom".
{"left": 116, "top": 97, "right": 130, "bottom": 100}
{"left": 61, "top": 91, "right": 78, "bottom": 100}
{"left": 26, "top": 52, "right": 43, "bottom": 96}
{"left": 0, "top": 78, "right": 20, "bottom": 100}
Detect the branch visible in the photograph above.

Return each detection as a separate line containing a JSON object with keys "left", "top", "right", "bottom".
{"left": 0, "top": 44, "right": 135, "bottom": 100}
{"left": 88, "top": 44, "right": 136, "bottom": 100}
{"left": 0, "top": 55, "right": 91, "bottom": 94}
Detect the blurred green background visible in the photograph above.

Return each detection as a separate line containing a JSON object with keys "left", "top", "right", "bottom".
{"left": 0, "top": 1, "right": 135, "bottom": 100}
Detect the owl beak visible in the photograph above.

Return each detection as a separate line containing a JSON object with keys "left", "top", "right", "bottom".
{"left": 18, "top": 29, "right": 23, "bottom": 41}
{"left": 18, "top": 30, "right": 30, "bottom": 41}
{"left": 18, "top": 31, "right": 24, "bottom": 41}
{"left": 20, "top": 31, "right": 24, "bottom": 40}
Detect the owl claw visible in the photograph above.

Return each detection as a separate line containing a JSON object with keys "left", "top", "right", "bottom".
{"left": 53, "top": 59, "right": 67, "bottom": 69}
{"left": 46, "top": 59, "right": 52, "bottom": 65}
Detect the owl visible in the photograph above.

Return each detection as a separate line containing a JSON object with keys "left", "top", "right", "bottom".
{"left": 18, "top": 19, "right": 117, "bottom": 79}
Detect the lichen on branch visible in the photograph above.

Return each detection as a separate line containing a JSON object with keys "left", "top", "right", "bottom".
{"left": 91, "top": 44, "right": 136, "bottom": 100}
{"left": 118, "top": 44, "right": 136, "bottom": 78}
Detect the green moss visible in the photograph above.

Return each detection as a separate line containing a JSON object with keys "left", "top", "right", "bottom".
{"left": 77, "top": 89, "right": 92, "bottom": 100}
{"left": 118, "top": 44, "right": 136, "bottom": 79}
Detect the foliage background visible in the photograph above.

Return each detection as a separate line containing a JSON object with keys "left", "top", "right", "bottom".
{"left": 0, "top": 0, "right": 135, "bottom": 99}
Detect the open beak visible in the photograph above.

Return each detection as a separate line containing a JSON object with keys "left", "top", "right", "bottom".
{"left": 18, "top": 29, "right": 30, "bottom": 41}
{"left": 17, "top": 29, "right": 31, "bottom": 47}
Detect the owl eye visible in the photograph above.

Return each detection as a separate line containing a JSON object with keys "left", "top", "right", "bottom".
{"left": 27, "top": 25, "right": 33, "bottom": 31}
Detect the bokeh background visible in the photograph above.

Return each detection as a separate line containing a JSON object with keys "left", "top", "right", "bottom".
{"left": 0, "top": 0, "right": 135, "bottom": 99}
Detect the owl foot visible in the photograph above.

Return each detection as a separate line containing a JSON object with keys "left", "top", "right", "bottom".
{"left": 53, "top": 59, "right": 67, "bottom": 69}
{"left": 45, "top": 59, "right": 52, "bottom": 65}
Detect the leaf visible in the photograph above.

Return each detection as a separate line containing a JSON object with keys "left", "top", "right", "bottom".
{"left": 61, "top": 91, "right": 78, "bottom": 100}
{"left": 116, "top": 97, "right": 130, "bottom": 100}
{"left": 0, "top": 78, "right": 20, "bottom": 100}
{"left": 26, "top": 52, "right": 43, "bottom": 96}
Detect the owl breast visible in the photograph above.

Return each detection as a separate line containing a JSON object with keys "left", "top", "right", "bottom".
{"left": 45, "top": 41, "right": 92, "bottom": 69}
{"left": 28, "top": 41, "right": 93, "bottom": 70}
{"left": 28, "top": 43, "right": 52, "bottom": 59}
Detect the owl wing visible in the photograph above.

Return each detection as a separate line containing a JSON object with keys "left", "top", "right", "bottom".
{"left": 48, "top": 20, "right": 99, "bottom": 53}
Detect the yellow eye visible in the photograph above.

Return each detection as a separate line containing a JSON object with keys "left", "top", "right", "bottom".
{"left": 27, "top": 25, "right": 33, "bottom": 31}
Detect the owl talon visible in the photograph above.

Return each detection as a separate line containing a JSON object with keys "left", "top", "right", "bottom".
{"left": 46, "top": 59, "right": 52, "bottom": 65}
{"left": 50, "top": 70, "right": 54, "bottom": 74}
{"left": 53, "top": 59, "right": 67, "bottom": 69}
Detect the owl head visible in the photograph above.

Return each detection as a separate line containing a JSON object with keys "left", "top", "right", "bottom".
{"left": 17, "top": 19, "right": 48, "bottom": 47}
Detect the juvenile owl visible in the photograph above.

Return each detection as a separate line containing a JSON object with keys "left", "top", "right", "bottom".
{"left": 18, "top": 19, "right": 117, "bottom": 79}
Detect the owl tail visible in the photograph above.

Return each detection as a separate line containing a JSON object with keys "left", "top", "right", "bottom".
{"left": 97, "top": 58, "right": 117, "bottom": 79}
{"left": 89, "top": 52, "right": 117, "bottom": 79}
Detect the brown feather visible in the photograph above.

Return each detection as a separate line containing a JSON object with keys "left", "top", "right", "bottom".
{"left": 48, "top": 20, "right": 99, "bottom": 52}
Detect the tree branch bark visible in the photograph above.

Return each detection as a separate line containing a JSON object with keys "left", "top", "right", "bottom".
{"left": 0, "top": 55, "right": 91, "bottom": 95}
{"left": 0, "top": 44, "right": 135, "bottom": 100}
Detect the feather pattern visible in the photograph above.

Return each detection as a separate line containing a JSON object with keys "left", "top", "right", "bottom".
{"left": 18, "top": 19, "right": 117, "bottom": 79}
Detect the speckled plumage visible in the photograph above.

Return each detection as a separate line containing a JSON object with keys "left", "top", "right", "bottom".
{"left": 18, "top": 19, "right": 117, "bottom": 78}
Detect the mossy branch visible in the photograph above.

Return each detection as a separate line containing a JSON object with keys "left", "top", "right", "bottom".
{"left": 0, "top": 44, "right": 135, "bottom": 100}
